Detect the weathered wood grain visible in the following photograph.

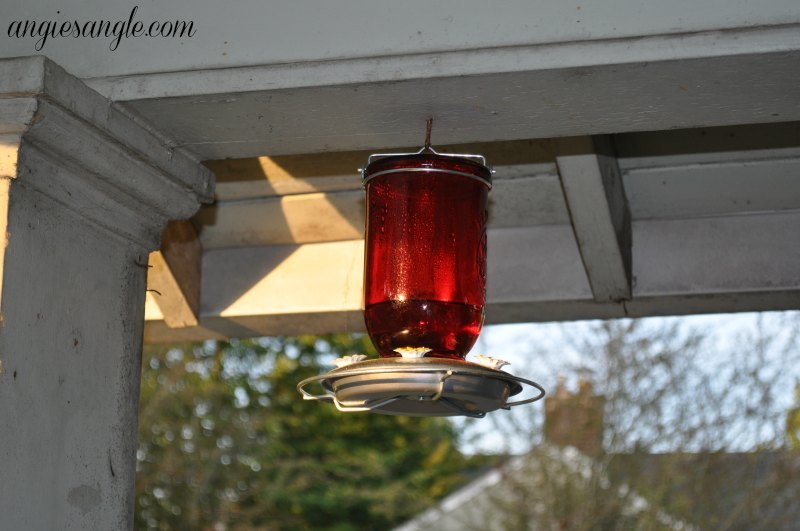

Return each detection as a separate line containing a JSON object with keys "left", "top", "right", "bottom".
{"left": 147, "top": 221, "right": 202, "bottom": 328}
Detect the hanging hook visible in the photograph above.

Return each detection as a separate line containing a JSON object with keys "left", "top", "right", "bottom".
{"left": 424, "top": 117, "right": 433, "bottom": 150}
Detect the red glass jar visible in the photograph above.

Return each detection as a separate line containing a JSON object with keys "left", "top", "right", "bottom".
{"left": 363, "top": 150, "right": 491, "bottom": 359}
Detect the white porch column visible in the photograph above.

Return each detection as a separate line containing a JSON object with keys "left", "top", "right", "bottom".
{"left": 0, "top": 57, "right": 213, "bottom": 530}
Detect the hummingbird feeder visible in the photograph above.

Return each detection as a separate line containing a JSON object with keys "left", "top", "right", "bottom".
{"left": 298, "top": 120, "right": 544, "bottom": 417}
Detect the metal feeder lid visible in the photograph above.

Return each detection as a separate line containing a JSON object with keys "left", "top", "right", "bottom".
{"left": 297, "top": 357, "right": 545, "bottom": 418}
{"left": 360, "top": 145, "right": 493, "bottom": 189}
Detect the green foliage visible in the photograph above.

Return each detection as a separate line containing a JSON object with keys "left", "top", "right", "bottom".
{"left": 135, "top": 334, "right": 476, "bottom": 530}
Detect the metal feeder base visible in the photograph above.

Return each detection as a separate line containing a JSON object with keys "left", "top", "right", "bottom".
{"left": 297, "top": 357, "right": 545, "bottom": 418}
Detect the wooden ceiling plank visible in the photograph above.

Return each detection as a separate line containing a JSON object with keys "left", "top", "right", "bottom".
{"left": 147, "top": 220, "right": 202, "bottom": 328}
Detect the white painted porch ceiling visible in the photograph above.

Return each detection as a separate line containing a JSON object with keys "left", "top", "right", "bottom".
{"left": 141, "top": 121, "right": 800, "bottom": 342}
{"left": 3, "top": 0, "right": 797, "bottom": 340}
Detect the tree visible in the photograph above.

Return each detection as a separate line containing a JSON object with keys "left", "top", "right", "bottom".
{"left": 787, "top": 382, "right": 800, "bottom": 450}
{"left": 451, "top": 315, "right": 800, "bottom": 530}
{"left": 135, "top": 334, "right": 483, "bottom": 530}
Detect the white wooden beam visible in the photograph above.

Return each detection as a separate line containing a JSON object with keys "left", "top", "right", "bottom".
{"left": 204, "top": 139, "right": 559, "bottom": 201}
{"left": 614, "top": 122, "right": 800, "bottom": 168}
{"left": 144, "top": 226, "right": 594, "bottom": 342}
{"left": 194, "top": 131, "right": 800, "bottom": 248}
{"left": 556, "top": 136, "right": 632, "bottom": 302}
{"left": 143, "top": 125, "right": 800, "bottom": 342}
{"left": 632, "top": 212, "right": 800, "bottom": 297}
{"left": 0, "top": 1, "right": 783, "bottom": 82}
{"left": 195, "top": 139, "right": 565, "bottom": 248}
{"left": 193, "top": 174, "right": 567, "bottom": 248}
{"left": 203, "top": 151, "right": 369, "bottom": 201}
{"left": 147, "top": 220, "right": 202, "bottom": 328}
{"left": 91, "top": 24, "right": 800, "bottom": 160}
{"left": 144, "top": 211, "right": 800, "bottom": 342}
{"left": 194, "top": 192, "right": 365, "bottom": 247}
{"left": 624, "top": 158, "right": 800, "bottom": 220}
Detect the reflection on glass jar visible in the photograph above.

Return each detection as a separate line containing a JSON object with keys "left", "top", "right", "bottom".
{"left": 363, "top": 152, "right": 491, "bottom": 359}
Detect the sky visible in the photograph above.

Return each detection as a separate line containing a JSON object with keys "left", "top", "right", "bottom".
{"left": 457, "top": 310, "right": 800, "bottom": 455}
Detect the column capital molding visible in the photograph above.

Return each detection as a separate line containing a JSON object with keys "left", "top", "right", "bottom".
{"left": 0, "top": 56, "right": 214, "bottom": 249}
